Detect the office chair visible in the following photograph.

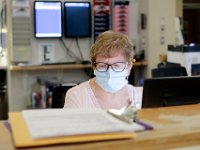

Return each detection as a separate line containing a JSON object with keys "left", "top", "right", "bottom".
{"left": 51, "top": 85, "right": 75, "bottom": 108}
{"left": 151, "top": 66, "right": 188, "bottom": 78}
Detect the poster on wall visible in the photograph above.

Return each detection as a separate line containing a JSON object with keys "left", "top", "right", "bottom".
{"left": 93, "top": 0, "right": 111, "bottom": 41}
{"left": 113, "top": 0, "right": 130, "bottom": 36}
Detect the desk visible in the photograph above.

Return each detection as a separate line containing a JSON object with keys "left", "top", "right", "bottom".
{"left": 1, "top": 104, "right": 200, "bottom": 150}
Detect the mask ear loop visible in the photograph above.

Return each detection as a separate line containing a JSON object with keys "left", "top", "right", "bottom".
{"left": 126, "top": 63, "right": 130, "bottom": 81}
{"left": 126, "top": 76, "right": 129, "bottom": 80}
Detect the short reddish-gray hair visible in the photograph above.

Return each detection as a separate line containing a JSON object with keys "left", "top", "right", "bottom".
{"left": 90, "top": 30, "right": 134, "bottom": 64}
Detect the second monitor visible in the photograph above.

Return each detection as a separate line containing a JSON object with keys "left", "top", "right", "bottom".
{"left": 64, "top": 2, "right": 91, "bottom": 37}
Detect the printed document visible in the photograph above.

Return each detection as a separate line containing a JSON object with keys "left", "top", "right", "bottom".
{"left": 22, "top": 109, "right": 144, "bottom": 139}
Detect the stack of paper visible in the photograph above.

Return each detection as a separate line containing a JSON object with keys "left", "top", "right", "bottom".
{"left": 9, "top": 108, "right": 144, "bottom": 148}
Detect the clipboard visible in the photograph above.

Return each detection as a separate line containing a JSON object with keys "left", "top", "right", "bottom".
{"left": 9, "top": 112, "right": 136, "bottom": 148}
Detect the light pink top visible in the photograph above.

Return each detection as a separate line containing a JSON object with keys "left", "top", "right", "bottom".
{"left": 64, "top": 80, "right": 143, "bottom": 110}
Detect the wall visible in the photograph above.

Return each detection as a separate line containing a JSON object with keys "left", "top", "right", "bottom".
{"left": 140, "top": 0, "right": 182, "bottom": 77}
{"left": 177, "top": 0, "right": 183, "bottom": 18}
{"left": 10, "top": 0, "right": 140, "bottom": 65}
{"left": 6, "top": 0, "right": 94, "bottom": 111}
{"left": 10, "top": 0, "right": 93, "bottom": 64}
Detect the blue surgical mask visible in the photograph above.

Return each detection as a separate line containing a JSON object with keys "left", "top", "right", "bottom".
{"left": 94, "top": 68, "right": 128, "bottom": 93}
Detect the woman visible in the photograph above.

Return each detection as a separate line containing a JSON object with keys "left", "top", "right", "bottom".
{"left": 64, "top": 31, "right": 142, "bottom": 110}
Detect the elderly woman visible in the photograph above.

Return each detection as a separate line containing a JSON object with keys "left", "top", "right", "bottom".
{"left": 64, "top": 31, "right": 142, "bottom": 110}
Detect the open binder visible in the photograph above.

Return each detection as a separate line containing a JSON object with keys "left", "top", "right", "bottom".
{"left": 8, "top": 108, "right": 149, "bottom": 148}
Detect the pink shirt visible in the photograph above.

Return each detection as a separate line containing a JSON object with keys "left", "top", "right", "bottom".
{"left": 64, "top": 81, "right": 143, "bottom": 110}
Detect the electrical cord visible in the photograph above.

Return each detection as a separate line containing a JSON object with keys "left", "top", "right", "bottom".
{"left": 59, "top": 38, "right": 81, "bottom": 62}
{"left": 75, "top": 37, "right": 84, "bottom": 61}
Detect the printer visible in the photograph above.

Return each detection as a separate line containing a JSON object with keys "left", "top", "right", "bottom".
{"left": 167, "top": 44, "right": 200, "bottom": 76}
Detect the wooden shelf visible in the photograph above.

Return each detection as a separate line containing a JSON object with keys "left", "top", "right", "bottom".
{"left": 9, "top": 64, "right": 92, "bottom": 71}
{"left": 133, "top": 60, "right": 148, "bottom": 67}
{"left": 9, "top": 61, "right": 147, "bottom": 71}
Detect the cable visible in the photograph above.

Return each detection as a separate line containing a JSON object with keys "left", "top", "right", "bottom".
{"left": 75, "top": 37, "right": 84, "bottom": 61}
{"left": 59, "top": 38, "right": 81, "bottom": 62}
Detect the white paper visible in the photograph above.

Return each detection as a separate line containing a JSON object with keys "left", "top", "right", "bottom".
{"left": 22, "top": 109, "right": 143, "bottom": 139}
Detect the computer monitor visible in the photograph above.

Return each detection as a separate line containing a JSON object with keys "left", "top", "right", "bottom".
{"left": 142, "top": 76, "right": 200, "bottom": 108}
{"left": 64, "top": 2, "right": 91, "bottom": 37}
{"left": 34, "top": 1, "right": 62, "bottom": 38}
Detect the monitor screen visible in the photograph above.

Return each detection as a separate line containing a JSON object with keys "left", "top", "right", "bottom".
{"left": 64, "top": 2, "right": 91, "bottom": 37}
{"left": 142, "top": 76, "right": 200, "bottom": 108}
{"left": 34, "top": 1, "right": 62, "bottom": 38}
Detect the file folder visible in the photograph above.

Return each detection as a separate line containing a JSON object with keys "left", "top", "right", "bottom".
{"left": 9, "top": 112, "right": 136, "bottom": 148}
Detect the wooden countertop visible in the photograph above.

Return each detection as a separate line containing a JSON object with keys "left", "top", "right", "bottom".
{"left": 2, "top": 104, "right": 198, "bottom": 150}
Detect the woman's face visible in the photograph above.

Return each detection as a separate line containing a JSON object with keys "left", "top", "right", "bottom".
{"left": 95, "top": 52, "right": 133, "bottom": 75}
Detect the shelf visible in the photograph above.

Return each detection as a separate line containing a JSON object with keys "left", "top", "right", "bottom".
{"left": 9, "top": 61, "right": 147, "bottom": 71}
{"left": 133, "top": 60, "right": 148, "bottom": 67}
{"left": 9, "top": 64, "right": 92, "bottom": 71}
